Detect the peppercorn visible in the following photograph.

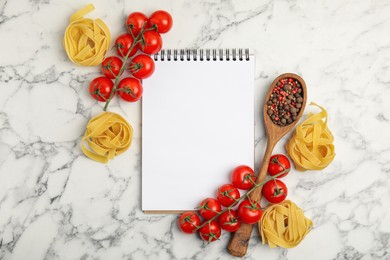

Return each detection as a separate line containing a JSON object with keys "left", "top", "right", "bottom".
{"left": 267, "top": 77, "right": 303, "bottom": 127}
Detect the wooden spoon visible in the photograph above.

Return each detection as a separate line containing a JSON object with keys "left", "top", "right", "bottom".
{"left": 227, "top": 73, "right": 307, "bottom": 257}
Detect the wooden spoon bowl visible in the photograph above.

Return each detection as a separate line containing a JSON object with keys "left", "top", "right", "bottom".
{"left": 227, "top": 73, "right": 307, "bottom": 257}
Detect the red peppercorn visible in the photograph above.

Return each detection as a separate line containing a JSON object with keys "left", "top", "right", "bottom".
{"left": 275, "top": 117, "right": 279, "bottom": 121}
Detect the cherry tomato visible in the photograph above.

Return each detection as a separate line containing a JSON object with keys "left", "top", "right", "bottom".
{"left": 117, "top": 77, "right": 143, "bottom": 102}
{"left": 178, "top": 211, "right": 201, "bottom": 234}
{"left": 237, "top": 199, "right": 262, "bottom": 224}
{"left": 126, "top": 12, "right": 148, "bottom": 36}
{"left": 115, "top": 33, "right": 138, "bottom": 58}
{"left": 216, "top": 184, "right": 240, "bottom": 207}
{"left": 101, "top": 56, "right": 123, "bottom": 79}
{"left": 262, "top": 179, "right": 288, "bottom": 204}
{"left": 89, "top": 77, "right": 114, "bottom": 102}
{"left": 129, "top": 54, "right": 155, "bottom": 79}
{"left": 137, "top": 30, "right": 162, "bottom": 55}
{"left": 148, "top": 10, "right": 173, "bottom": 34}
{"left": 231, "top": 165, "right": 255, "bottom": 190}
{"left": 218, "top": 210, "right": 241, "bottom": 232}
{"left": 199, "top": 198, "right": 221, "bottom": 220}
{"left": 199, "top": 221, "right": 221, "bottom": 242}
{"left": 268, "top": 154, "right": 291, "bottom": 178}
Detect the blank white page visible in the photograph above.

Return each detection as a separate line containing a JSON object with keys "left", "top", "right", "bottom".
{"left": 142, "top": 51, "right": 254, "bottom": 211}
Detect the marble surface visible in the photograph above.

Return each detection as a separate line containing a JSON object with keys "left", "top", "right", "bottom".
{"left": 1, "top": 0, "right": 390, "bottom": 259}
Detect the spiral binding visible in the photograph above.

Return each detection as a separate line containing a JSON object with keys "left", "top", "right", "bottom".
{"left": 153, "top": 49, "right": 251, "bottom": 61}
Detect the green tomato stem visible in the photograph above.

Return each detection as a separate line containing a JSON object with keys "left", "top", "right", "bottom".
{"left": 102, "top": 25, "right": 155, "bottom": 111}
{"left": 102, "top": 40, "right": 138, "bottom": 111}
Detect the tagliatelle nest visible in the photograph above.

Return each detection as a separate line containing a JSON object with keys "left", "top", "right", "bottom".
{"left": 286, "top": 102, "right": 335, "bottom": 171}
{"left": 81, "top": 112, "right": 133, "bottom": 163}
{"left": 63, "top": 4, "right": 111, "bottom": 66}
{"left": 259, "top": 200, "right": 313, "bottom": 248}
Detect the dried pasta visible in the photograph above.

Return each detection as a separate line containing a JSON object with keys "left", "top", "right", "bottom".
{"left": 286, "top": 102, "right": 335, "bottom": 171}
{"left": 81, "top": 112, "right": 133, "bottom": 163}
{"left": 63, "top": 4, "right": 110, "bottom": 66}
{"left": 259, "top": 200, "right": 313, "bottom": 248}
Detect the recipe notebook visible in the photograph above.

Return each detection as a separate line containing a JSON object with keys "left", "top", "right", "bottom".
{"left": 142, "top": 49, "right": 255, "bottom": 212}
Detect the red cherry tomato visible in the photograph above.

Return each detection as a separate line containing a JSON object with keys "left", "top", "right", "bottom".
{"left": 115, "top": 33, "right": 138, "bottom": 58}
{"left": 101, "top": 56, "right": 123, "bottom": 79}
{"left": 148, "top": 10, "right": 173, "bottom": 34}
{"left": 199, "top": 221, "right": 221, "bottom": 242}
{"left": 126, "top": 12, "right": 148, "bottom": 36}
{"left": 117, "top": 77, "right": 143, "bottom": 102}
{"left": 262, "top": 179, "right": 288, "bottom": 204}
{"left": 237, "top": 199, "right": 262, "bottom": 224}
{"left": 218, "top": 210, "right": 241, "bottom": 232}
{"left": 178, "top": 211, "right": 201, "bottom": 234}
{"left": 137, "top": 30, "right": 162, "bottom": 55}
{"left": 268, "top": 154, "right": 291, "bottom": 178}
{"left": 198, "top": 198, "right": 221, "bottom": 220}
{"left": 216, "top": 184, "right": 240, "bottom": 207}
{"left": 89, "top": 77, "right": 114, "bottom": 102}
{"left": 129, "top": 54, "right": 155, "bottom": 79}
{"left": 231, "top": 165, "right": 255, "bottom": 190}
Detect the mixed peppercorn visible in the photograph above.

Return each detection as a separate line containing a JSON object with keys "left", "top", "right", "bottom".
{"left": 267, "top": 77, "right": 304, "bottom": 126}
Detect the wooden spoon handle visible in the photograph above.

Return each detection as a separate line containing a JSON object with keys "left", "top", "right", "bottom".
{"left": 227, "top": 222, "right": 254, "bottom": 257}
{"left": 227, "top": 139, "right": 276, "bottom": 257}
{"left": 250, "top": 139, "right": 276, "bottom": 200}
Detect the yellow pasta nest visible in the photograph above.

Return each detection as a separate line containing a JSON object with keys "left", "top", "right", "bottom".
{"left": 81, "top": 112, "right": 133, "bottom": 163}
{"left": 63, "top": 4, "right": 111, "bottom": 66}
{"left": 259, "top": 200, "right": 313, "bottom": 248}
{"left": 286, "top": 102, "right": 335, "bottom": 171}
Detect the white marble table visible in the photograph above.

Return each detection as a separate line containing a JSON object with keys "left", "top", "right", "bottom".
{"left": 1, "top": 0, "right": 390, "bottom": 259}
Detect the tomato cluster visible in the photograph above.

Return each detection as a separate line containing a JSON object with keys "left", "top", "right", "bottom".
{"left": 177, "top": 154, "right": 292, "bottom": 243}
{"left": 89, "top": 10, "right": 173, "bottom": 104}
{"left": 178, "top": 165, "right": 259, "bottom": 242}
